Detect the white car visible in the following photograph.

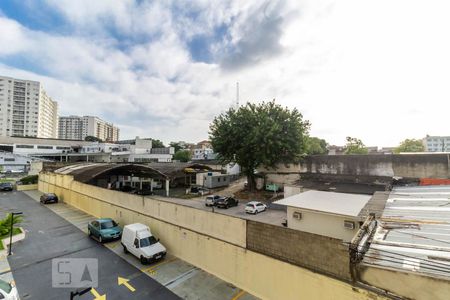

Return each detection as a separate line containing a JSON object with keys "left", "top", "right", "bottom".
{"left": 121, "top": 223, "right": 167, "bottom": 264}
{"left": 245, "top": 201, "right": 267, "bottom": 214}
{"left": 0, "top": 279, "right": 19, "bottom": 300}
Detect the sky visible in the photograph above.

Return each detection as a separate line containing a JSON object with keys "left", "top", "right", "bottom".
{"left": 1, "top": 0, "right": 450, "bottom": 147}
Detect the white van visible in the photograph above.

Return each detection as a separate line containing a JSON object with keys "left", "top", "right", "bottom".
{"left": 121, "top": 223, "right": 167, "bottom": 264}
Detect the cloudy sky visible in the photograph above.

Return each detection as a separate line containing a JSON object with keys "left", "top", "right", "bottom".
{"left": 1, "top": 0, "right": 449, "bottom": 147}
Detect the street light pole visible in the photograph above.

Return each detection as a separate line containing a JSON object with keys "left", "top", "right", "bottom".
{"left": 8, "top": 212, "right": 23, "bottom": 256}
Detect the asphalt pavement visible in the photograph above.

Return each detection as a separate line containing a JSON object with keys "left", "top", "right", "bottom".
{"left": 0, "top": 191, "right": 179, "bottom": 300}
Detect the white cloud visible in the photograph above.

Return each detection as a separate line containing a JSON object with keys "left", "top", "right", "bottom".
{"left": 1, "top": 0, "right": 450, "bottom": 147}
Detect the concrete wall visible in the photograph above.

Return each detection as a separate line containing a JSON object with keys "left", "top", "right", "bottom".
{"left": 247, "top": 220, "right": 351, "bottom": 280}
{"left": 283, "top": 185, "right": 303, "bottom": 198}
{"left": 286, "top": 207, "right": 360, "bottom": 242}
{"left": 359, "top": 265, "right": 450, "bottom": 300}
{"left": 38, "top": 172, "right": 386, "bottom": 300}
{"left": 302, "top": 154, "right": 450, "bottom": 179}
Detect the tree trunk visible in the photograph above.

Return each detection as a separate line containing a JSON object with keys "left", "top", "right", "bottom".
{"left": 246, "top": 172, "right": 256, "bottom": 192}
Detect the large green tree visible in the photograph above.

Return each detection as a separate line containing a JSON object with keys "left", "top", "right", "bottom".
{"left": 151, "top": 139, "right": 165, "bottom": 148}
{"left": 305, "top": 137, "right": 328, "bottom": 155}
{"left": 169, "top": 142, "right": 183, "bottom": 153}
{"left": 210, "top": 101, "right": 310, "bottom": 190}
{"left": 344, "top": 137, "right": 368, "bottom": 154}
{"left": 84, "top": 136, "right": 103, "bottom": 142}
{"left": 394, "top": 139, "right": 425, "bottom": 153}
{"left": 173, "top": 150, "right": 191, "bottom": 162}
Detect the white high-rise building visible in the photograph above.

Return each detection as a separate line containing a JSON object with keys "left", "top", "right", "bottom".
{"left": 59, "top": 115, "right": 119, "bottom": 142}
{"left": 423, "top": 135, "right": 450, "bottom": 152}
{"left": 0, "top": 76, "right": 58, "bottom": 138}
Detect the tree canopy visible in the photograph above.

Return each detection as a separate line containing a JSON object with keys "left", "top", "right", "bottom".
{"left": 84, "top": 136, "right": 103, "bottom": 142}
{"left": 151, "top": 139, "right": 165, "bottom": 148}
{"left": 394, "top": 138, "right": 425, "bottom": 153}
{"left": 169, "top": 142, "right": 183, "bottom": 153}
{"left": 344, "top": 136, "right": 368, "bottom": 154}
{"left": 173, "top": 150, "right": 191, "bottom": 162}
{"left": 209, "top": 101, "right": 310, "bottom": 190}
{"left": 305, "top": 137, "right": 328, "bottom": 155}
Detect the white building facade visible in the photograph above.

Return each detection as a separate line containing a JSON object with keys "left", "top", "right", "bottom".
{"left": 423, "top": 135, "right": 450, "bottom": 152}
{"left": 0, "top": 75, "right": 58, "bottom": 138}
{"left": 59, "top": 115, "right": 119, "bottom": 142}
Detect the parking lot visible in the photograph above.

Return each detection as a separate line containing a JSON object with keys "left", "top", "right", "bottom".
{"left": 16, "top": 190, "right": 258, "bottom": 300}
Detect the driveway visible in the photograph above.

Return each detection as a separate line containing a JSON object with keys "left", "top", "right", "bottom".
{"left": 0, "top": 191, "right": 179, "bottom": 300}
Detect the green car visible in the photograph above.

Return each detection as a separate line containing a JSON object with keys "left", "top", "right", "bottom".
{"left": 88, "top": 218, "right": 122, "bottom": 243}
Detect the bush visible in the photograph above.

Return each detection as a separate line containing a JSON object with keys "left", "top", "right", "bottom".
{"left": 19, "top": 175, "right": 38, "bottom": 185}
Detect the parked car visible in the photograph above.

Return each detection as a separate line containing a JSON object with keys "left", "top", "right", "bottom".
{"left": 216, "top": 197, "right": 239, "bottom": 209}
{"left": 205, "top": 195, "right": 222, "bottom": 207}
{"left": 190, "top": 186, "right": 210, "bottom": 196}
{"left": 120, "top": 185, "right": 135, "bottom": 193}
{"left": 40, "top": 193, "right": 58, "bottom": 204}
{"left": 121, "top": 223, "right": 166, "bottom": 264}
{"left": 0, "top": 278, "right": 19, "bottom": 300}
{"left": 0, "top": 182, "right": 13, "bottom": 191}
{"left": 245, "top": 201, "right": 267, "bottom": 214}
{"left": 88, "top": 218, "right": 122, "bottom": 243}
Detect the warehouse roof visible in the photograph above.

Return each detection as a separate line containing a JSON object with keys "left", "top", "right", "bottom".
{"left": 274, "top": 190, "right": 372, "bottom": 217}
{"left": 363, "top": 185, "right": 450, "bottom": 279}
{"left": 53, "top": 162, "right": 212, "bottom": 182}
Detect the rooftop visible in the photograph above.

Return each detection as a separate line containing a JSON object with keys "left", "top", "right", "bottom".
{"left": 363, "top": 185, "right": 450, "bottom": 279}
{"left": 274, "top": 190, "right": 372, "bottom": 217}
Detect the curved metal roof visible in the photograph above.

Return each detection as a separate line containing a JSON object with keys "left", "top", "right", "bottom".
{"left": 53, "top": 162, "right": 213, "bottom": 183}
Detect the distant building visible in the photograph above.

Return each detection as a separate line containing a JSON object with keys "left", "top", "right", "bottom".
{"left": 0, "top": 75, "right": 58, "bottom": 138}
{"left": 327, "top": 145, "right": 345, "bottom": 155}
{"left": 59, "top": 115, "right": 119, "bottom": 142}
{"left": 192, "top": 140, "right": 216, "bottom": 160}
{"left": 423, "top": 135, "right": 450, "bottom": 152}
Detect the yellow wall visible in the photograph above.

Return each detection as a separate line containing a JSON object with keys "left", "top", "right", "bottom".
{"left": 16, "top": 184, "right": 38, "bottom": 191}
{"left": 39, "top": 172, "right": 385, "bottom": 300}
{"left": 287, "top": 207, "right": 359, "bottom": 242}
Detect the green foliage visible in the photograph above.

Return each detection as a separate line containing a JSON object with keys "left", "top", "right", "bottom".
{"left": 394, "top": 139, "right": 425, "bottom": 153}
{"left": 169, "top": 142, "right": 183, "bottom": 153}
{"left": 305, "top": 137, "right": 328, "bottom": 155}
{"left": 209, "top": 101, "right": 310, "bottom": 190}
{"left": 0, "top": 213, "right": 23, "bottom": 237}
{"left": 19, "top": 175, "right": 38, "bottom": 185}
{"left": 84, "top": 136, "right": 103, "bottom": 142}
{"left": 173, "top": 150, "right": 191, "bottom": 162}
{"left": 344, "top": 136, "right": 368, "bottom": 154}
{"left": 151, "top": 139, "right": 165, "bottom": 148}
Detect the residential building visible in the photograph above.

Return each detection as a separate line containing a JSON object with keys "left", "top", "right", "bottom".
{"left": 423, "top": 135, "right": 450, "bottom": 152}
{"left": 0, "top": 136, "right": 92, "bottom": 156}
{"left": 59, "top": 115, "right": 120, "bottom": 142}
{"left": 0, "top": 75, "right": 58, "bottom": 138}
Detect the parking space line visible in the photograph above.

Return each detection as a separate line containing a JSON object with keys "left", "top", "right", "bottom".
{"left": 231, "top": 289, "right": 246, "bottom": 300}
{"left": 141, "top": 258, "right": 177, "bottom": 273}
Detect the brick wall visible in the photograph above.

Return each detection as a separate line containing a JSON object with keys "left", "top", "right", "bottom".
{"left": 246, "top": 220, "right": 351, "bottom": 281}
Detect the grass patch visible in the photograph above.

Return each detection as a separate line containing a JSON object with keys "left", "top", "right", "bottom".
{"left": 0, "top": 178, "right": 15, "bottom": 183}
{"left": 0, "top": 228, "right": 22, "bottom": 250}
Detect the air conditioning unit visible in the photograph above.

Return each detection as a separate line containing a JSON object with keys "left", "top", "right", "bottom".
{"left": 293, "top": 211, "right": 302, "bottom": 220}
{"left": 344, "top": 220, "right": 355, "bottom": 230}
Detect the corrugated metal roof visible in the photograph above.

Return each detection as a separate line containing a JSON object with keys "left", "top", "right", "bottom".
{"left": 363, "top": 185, "right": 450, "bottom": 279}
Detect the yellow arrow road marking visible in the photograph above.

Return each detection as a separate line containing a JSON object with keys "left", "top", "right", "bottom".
{"left": 118, "top": 276, "right": 136, "bottom": 292}
{"left": 90, "top": 288, "right": 106, "bottom": 300}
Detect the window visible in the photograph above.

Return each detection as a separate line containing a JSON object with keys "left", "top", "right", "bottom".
{"left": 37, "top": 146, "right": 53, "bottom": 149}
{"left": 4, "top": 158, "right": 15, "bottom": 162}
{"left": 16, "top": 144, "right": 34, "bottom": 149}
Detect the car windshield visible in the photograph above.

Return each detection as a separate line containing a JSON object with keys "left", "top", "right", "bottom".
{"left": 140, "top": 236, "right": 158, "bottom": 247}
{"left": 101, "top": 220, "right": 118, "bottom": 229}
{"left": 246, "top": 204, "right": 255, "bottom": 208}
{"left": 0, "top": 279, "right": 12, "bottom": 293}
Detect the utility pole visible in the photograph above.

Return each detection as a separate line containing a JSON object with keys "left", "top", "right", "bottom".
{"left": 8, "top": 212, "right": 23, "bottom": 256}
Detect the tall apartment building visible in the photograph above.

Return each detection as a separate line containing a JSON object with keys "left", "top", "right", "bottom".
{"left": 423, "top": 135, "right": 450, "bottom": 152}
{"left": 0, "top": 76, "right": 58, "bottom": 138}
{"left": 59, "top": 115, "right": 119, "bottom": 142}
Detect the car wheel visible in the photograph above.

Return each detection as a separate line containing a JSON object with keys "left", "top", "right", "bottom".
{"left": 123, "top": 245, "right": 129, "bottom": 254}
{"left": 98, "top": 235, "right": 103, "bottom": 243}
{"left": 140, "top": 256, "right": 146, "bottom": 264}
